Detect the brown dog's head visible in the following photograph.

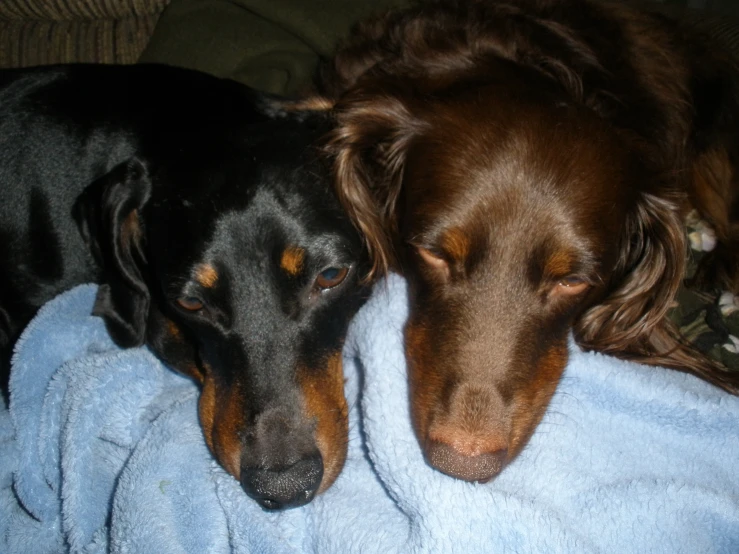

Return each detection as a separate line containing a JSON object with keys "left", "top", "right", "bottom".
{"left": 328, "top": 80, "right": 687, "bottom": 482}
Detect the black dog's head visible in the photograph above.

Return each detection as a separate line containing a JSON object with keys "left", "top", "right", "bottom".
{"left": 73, "top": 112, "right": 370, "bottom": 510}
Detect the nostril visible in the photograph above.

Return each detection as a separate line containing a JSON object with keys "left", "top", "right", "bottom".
{"left": 258, "top": 497, "right": 282, "bottom": 511}
{"left": 425, "top": 440, "right": 508, "bottom": 482}
{"left": 240, "top": 453, "right": 323, "bottom": 510}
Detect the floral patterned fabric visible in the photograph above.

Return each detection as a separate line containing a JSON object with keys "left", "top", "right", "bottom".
{"left": 669, "top": 212, "right": 739, "bottom": 372}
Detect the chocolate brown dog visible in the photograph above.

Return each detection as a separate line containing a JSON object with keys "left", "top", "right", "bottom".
{"left": 318, "top": 0, "right": 739, "bottom": 482}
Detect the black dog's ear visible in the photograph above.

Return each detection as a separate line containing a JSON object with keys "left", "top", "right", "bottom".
{"left": 72, "top": 158, "right": 152, "bottom": 347}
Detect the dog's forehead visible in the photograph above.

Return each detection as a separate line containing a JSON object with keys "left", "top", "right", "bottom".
{"left": 156, "top": 116, "right": 333, "bottom": 210}
{"left": 202, "top": 185, "right": 346, "bottom": 255}
{"left": 406, "top": 145, "right": 618, "bottom": 229}
{"left": 404, "top": 99, "right": 636, "bottom": 237}
{"left": 146, "top": 165, "right": 353, "bottom": 283}
{"left": 401, "top": 112, "right": 639, "bottom": 280}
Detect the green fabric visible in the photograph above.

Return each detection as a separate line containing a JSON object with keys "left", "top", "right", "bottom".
{"left": 140, "top": 0, "right": 409, "bottom": 95}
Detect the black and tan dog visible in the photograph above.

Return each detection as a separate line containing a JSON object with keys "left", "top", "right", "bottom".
{"left": 0, "top": 64, "right": 370, "bottom": 509}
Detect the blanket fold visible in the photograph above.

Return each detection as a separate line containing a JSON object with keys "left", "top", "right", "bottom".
{"left": 1, "top": 275, "right": 738, "bottom": 553}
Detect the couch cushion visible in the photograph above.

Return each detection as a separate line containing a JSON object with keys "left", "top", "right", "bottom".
{"left": 139, "top": 0, "right": 411, "bottom": 95}
{"left": 0, "top": 0, "right": 167, "bottom": 21}
{"left": 0, "top": 14, "right": 159, "bottom": 67}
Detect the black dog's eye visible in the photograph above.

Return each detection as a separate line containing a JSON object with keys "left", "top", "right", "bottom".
{"left": 315, "top": 267, "right": 349, "bottom": 291}
{"left": 177, "top": 296, "right": 204, "bottom": 311}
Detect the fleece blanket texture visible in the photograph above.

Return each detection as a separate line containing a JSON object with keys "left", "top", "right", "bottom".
{"left": 1, "top": 275, "right": 738, "bottom": 553}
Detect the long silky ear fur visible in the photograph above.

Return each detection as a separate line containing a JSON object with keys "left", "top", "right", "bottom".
{"left": 574, "top": 190, "right": 739, "bottom": 394}
{"left": 325, "top": 87, "right": 426, "bottom": 280}
{"left": 72, "top": 158, "right": 152, "bottom": 348}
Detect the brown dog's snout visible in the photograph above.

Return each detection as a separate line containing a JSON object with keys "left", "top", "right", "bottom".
{"left": 425, "top": 439, "right": 507, "bottom": 483}
{"left": 424, "top": 386, "right": 510, "bottom": 482}
{"left": 407, "top": 296, "right": 570, "bottom": 483}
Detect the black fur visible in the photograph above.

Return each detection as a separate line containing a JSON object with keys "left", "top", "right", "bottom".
{"left": 0, "top": 63, "right": 370, "bottom": 509}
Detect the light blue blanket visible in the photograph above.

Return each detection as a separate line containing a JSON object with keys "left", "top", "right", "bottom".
{"left": 1, "top": 275, "right": 738, "bottom": 553}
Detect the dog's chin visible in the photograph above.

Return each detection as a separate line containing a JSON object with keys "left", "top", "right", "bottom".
{"left": 315, "top": 437, "right": 347, "bottom": 495}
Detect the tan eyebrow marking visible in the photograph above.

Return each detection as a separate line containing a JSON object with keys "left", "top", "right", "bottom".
{"left": 442, "top": 228, "right": 470, "bottom": 263}
{"left": 167, "top": 319, "right": 182, "bottom": 338}
{"left": 543, "top": 251, "right": 573, "bottom": 278}
{"left": 195, "top": 263, "right": 219, "bottom": 288}
{"left": 280, "top": 246, "right": 305, "bottom": 276}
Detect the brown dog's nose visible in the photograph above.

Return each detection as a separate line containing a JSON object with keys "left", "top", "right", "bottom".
{"left": 424, "top": 423, "right": 509, "bottom": 482}
{"left": 240, "top": 453, "right": 323, "bottom": 510}
{"left": 425, "top": 440, "right": 508, "bottom": 482}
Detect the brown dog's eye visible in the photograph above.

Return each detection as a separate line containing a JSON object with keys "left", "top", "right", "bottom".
{"left": 416, "top": 247, "right": 449, "bottom": 271}
{"left": 177, "top": 296, "right": 204, "bottom": 311}
{"left": 315, "top": 267, "right": 349, "bottom": 290}
{"left": 555, "top": 276, "right": 589, "bottom": 296}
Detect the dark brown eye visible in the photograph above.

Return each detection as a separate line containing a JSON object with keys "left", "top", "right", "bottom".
{"left": 416, "top": 246, "right": 450, "bottom": 279}
{"left": 177, "top": 296, "right": 204, "bottom": 311}
{"left": 554, "top": 276, "right": 589, "bottom": 296}
{"left": 315, "top": 267, "right": 349, "bottom": 290}
{"left": 417, "top": 246, "right": 447, "bottom": 267}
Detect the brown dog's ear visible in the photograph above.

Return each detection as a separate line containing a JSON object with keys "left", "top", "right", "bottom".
{"left": 327, "top": 89, "right": 425, "bottom": 280}
{"left": 574, "top": 190, "right": 739, "bottom": 391}
{"left": 72, "top": 158, "right": 152, "bottom": 347}
{"left": 574, "top": 191, "right": 688, "bottom": 366}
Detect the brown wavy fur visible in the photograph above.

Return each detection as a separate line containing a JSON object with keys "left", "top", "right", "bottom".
{"left": 317, "top": 0, "right": 739, "bottom": 479}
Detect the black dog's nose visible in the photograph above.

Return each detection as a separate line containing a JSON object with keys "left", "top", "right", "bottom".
{"left": 240, "top": 453, "right": 324, "bottom": 510}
